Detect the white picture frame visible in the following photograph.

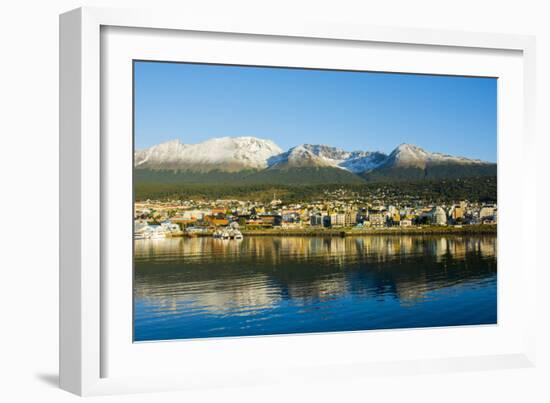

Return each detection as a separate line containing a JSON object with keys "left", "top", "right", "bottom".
{"left": 60, "top": 6, "right": 537, "bottom": 396}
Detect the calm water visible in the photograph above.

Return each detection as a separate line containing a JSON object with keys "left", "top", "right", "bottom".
{"left": 134, "top": 235, "right": 497, "bottom": 341}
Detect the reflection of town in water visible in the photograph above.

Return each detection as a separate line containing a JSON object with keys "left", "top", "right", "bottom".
{"left": 134, "top": 235, "right": 497, "bottom": 341}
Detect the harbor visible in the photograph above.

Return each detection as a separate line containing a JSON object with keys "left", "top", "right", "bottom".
{"left": 134, "top": 219, "right": 496, "bottom": 240}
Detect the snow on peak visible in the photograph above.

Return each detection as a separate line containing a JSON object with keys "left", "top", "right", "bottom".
{"left": 134, "top": 137, "right": 489, "bottom": 174}
{"left": 300, "top": 144, "right": 352, "bottom": 161}
{"left": 386, "top": 143, "right": 487, "bottom": 168}
{"left": 339, "top": 151, "right": 387, "bottom": 173}
{"left": 135, "top": 136, "right": 283, "bottom": 172}
{"left": 267, "top": 144, "right": 337, "bottom": 168}
{"left": 266, "top": 143, "right": 387, "bottom": 172}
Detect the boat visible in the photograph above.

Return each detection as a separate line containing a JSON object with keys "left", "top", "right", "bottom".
{"left": 134, "top": 220, "right": 151, "bottom": 239}
{"left": 160, "top": 221, "right": 183, "bottom": 237}
{"left": 213, "top": 222, "right": 244, "bottom": 240}
{"left": 217, "top": 228, "right": 243, "bottom": 240}
{"left": 149, "top": 226, "right": 167, "bottom": 239}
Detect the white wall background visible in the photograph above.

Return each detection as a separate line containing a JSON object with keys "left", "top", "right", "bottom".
{"left": 0, "top": 1, "right": 548, "bottom": 402}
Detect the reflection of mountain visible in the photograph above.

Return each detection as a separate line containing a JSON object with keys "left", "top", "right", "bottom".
{"left": 134, "top": 235, "right": 497, "bottom": 314}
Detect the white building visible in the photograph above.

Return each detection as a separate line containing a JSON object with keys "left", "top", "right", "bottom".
{"left": 330, "top": 213, "right": 346, "bottom": 227}
{"left": 369, "top": 213, "right": 386, "bottom": 227}
{"left": 429, "top": 206, "right": 447, "bottom": 226}
{"left": 480, "top": 205, "right": 496, "bottom": 220}
{"left": 400, "top": 219, "right": 413, "bottom": 227}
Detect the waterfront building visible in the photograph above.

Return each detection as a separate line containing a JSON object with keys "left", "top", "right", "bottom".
{"left": 369, "top": 213, "right": 385, "bottom": 228}
{"left": 181, "top": 209, "right": 208, "bottom": 220}
{"left": 205, "top": 216, "right": 229, "bottom": 226}
{"left": 171, "top": 216, "right": 197, "bottom": 226}
{"left": 310, "top": 214, "right": 323, "bottom": 226}
{"left": 330, "top": 213, "right": 346, "bottom": 227}
{"left": 429, "top": 206, "right": 447, "bottom": 226}
{"left": 259, "top": 214, "right": 283, "bottom": 227}
{"left": 400, "top": 207, "right": 413, "bottom": 217}
{"left": 391, "top": 212, "right": 401, "bottom": 224}
{"left": 480, "top": 205, "right": 496, "bottom": 220}
{"left": 211, "top": 208, "right": 226, "bottom": 216}
{"left": 345, "top": 212, "right": 357, "bottom": 227}
{"left": 449, "top": 205, "right": 464, "bottom": 222}
{"left": 356, "top": 207, "right": 368, "bottom": 223}
{"left": 282, "top": 210, "right": 300, "bottom": 223}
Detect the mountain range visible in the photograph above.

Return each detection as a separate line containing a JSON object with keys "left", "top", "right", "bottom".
{"left": 135, "top": 136, "right": 496, "bottom": 185}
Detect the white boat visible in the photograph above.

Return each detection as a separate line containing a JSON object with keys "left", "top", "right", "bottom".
{"left": 150, "top": 231, "right": 166, "bottom": 239}
{"left": 148, "top": 225, "right": 167, "bottom": 239}
{"left": 217, "top": 227, "right": 243, "bottom": 240}
{"left": 134, "top": 220, "right": 151, "bottom": 239}
{"left": 161, "top": 221, "right": 182, "bottom": 236}
{"left": 134, "top": 220, "right": 173, "bottom": 240}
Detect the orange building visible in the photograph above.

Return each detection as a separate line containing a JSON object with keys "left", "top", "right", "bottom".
{"left": 205, "top": 216, "right": 229, "bottom": 226}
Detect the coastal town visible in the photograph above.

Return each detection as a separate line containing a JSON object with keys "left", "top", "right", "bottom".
{"left": 134, "top": 188, "right": 497, "bottom": 239}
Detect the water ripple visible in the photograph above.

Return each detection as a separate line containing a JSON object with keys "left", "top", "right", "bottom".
{"left": 134, "top": 235, "right": 497, "bottom": 341}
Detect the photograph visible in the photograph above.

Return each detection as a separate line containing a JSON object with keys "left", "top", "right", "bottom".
{"left": 132, "top": 61, "right": 498, "bottom": 342}
{"left": 2, "top": 0, "right": 545, "bottom": 400}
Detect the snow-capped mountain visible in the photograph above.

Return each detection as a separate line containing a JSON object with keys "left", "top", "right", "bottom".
{"left": 359, "top": 143, "right": 496, "bottom": 181}
{"left": 134, "top": 137, "right": 495, "bottom": 181}
{"left": 293, "top": 144, "right": 360, "bottom": 163}
{"left": 339, "top": 152, "right": 388, "bottom": 173}
{"left": 382, "top": 143, "right": 488, "bottom": 169}
{"left": 267, "top": 145, "right": 337, "bottom": 169}
{"left": 134, "top": 137, "right": 283, "bottom": 172}
{"left": 267, "top": 144, "right": 387, "bottom": 173}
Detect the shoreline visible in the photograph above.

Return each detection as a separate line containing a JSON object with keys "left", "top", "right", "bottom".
{"left": 178, "top": 225, "right": 497, "bottom": 238}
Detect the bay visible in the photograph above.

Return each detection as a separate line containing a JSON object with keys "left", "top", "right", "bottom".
{"left": 134, "top": 235, "right": 497, "bottom": 341}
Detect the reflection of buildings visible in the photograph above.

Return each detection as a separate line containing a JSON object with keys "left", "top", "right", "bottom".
{"left": 286, "top": 275, "right": 348, "bottom": 303}
{"left": 394, "top": 278, "right": 429, "bottom": 305}
{"left": 135, "top": 274, "right": 281, "bottom": 315}
{"left": 134, "top": 235, "right": 497, "bottom": 312}
{"left": 134, "top": 235, "right": 497, "bottom": 266}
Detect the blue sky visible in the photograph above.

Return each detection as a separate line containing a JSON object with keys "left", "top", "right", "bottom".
{"left": 134, "top": 61, "right": 497, "bottom": 162}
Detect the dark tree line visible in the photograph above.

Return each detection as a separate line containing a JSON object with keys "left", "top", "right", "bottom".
{"left": 135, "top": 175, "right": 497, "bottom": 204}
